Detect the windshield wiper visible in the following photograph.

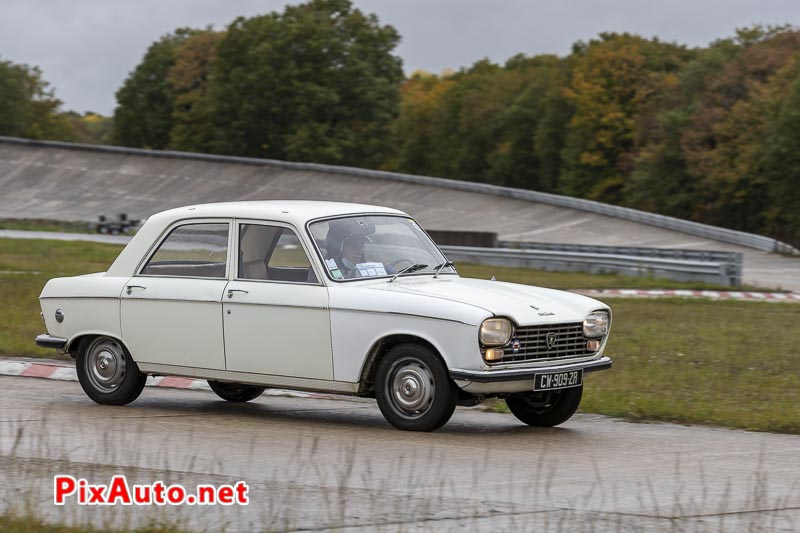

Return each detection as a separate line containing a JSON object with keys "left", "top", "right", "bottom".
{"left": 389, "top": 263, "right": 428, "bottom": 282}
{"left": 432, "top": 260, "right": 455, "bottom": 279}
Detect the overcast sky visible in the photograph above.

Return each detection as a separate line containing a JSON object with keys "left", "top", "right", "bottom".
{"left": 1, "top": 0, "right": 798, "bottom": 115}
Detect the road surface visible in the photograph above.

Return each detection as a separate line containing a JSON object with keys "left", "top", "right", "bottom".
{"left": 1, "top": 376, "right": 798, "bottom": 531}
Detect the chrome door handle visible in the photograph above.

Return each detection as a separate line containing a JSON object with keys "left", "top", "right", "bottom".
{"left": 227, "top": 289, "right": 249, "bottom": 299}
{"left": 126, "top": 285, "right": 146, "bottom": 295}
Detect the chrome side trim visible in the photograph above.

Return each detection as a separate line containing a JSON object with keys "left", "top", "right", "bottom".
{"left": 331, "top": 307, "right": 477, "bottom": 326}
{"left": 450, "top": 356, "right": 612, "bottom": 383}
{"left": 136, "top": 362, "right": 359, "bottom": 394}
{"left": 40, "top": 296, "right": 119, "bottom": 300}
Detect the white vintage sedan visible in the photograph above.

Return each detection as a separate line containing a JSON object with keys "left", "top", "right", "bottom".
{"left": 36, "top": 201, "right": 612, "bottom": 431}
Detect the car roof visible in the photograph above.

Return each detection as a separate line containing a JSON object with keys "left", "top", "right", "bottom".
{"left": 151, "top": 200, "right": 405, "bottom": 226}
{"left": 105, "top": 201, "right": 406, "bottom": 277}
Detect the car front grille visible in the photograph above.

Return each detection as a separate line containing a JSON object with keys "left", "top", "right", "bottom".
{"left": 485, "top": 322, "right": 595, "bottom": 364}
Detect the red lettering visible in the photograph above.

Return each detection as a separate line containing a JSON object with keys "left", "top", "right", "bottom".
{"left": 197, "top": 485, "right": 215, "bottom": 504}
{"left": 235, "top": 481, "right": 249, "bottom": 505}
{"left": 88, "top": 485, "right": 105, "bottom": 504}
{"left": 133, "top": 485, "right": 151, "bottom": 504}
{"left": 218, "top": 486, "right": 234, "bottom": 504}
{"left": 166, "top": 485, "right": 185, "bottom": 505}
{"left": 54, "top": 476, "right": 76, "bottom": 505}
{"left": 107, "top": 476, "right": 132, "bottom": 504}
{"left": 152, "top": 481, "right": 166, "bottom": 505}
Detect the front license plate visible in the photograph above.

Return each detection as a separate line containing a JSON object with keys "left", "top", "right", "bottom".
{"left": 533, "top": 369, "right": 583, "bottom": 391}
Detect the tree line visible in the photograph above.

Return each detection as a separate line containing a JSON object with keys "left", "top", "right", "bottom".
{"left": 1, "top": 0, "right": 799, "bottom": 247}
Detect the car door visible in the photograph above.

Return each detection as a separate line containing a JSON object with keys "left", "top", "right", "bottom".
{"left": 120, "top": 220, "right": 232, "bottom": 370}
{"left": 222, "top": 221, "right": 333, "bottom": 380}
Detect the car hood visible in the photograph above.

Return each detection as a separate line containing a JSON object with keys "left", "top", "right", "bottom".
{"left": 371, "top": 276, "right": 608, "bottom": 325}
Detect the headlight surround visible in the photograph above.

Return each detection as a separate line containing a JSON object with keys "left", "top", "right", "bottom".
{"left": 583, "top": 310, "right": 610, "bottom": 338}
{"left": 480, "top": 318, "right": 513, "bottom": 346}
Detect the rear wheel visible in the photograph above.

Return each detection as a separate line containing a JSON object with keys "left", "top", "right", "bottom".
{"left": 76, "top": 336, "right": 147, "bottom": 405}
{"left": 207, "top": 381, "right": 266, "bottom": 403}
{"left": 375, "top": 344, "right": 457, "bottom": 432}
{"left": 505, "top": 386, "right": 583, "bottom": 427}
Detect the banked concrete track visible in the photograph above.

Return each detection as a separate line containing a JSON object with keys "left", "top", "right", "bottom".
{"left": 0, "top": 137, "right": 798, "bottom": 291}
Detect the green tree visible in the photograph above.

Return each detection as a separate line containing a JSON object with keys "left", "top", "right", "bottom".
{"left": 0, "top": 57, "right": 70, "bottom": 139}
{"left": 390, "top": 70, "right": 455, "bottom": 175}
{"left": 560, "top": 34, "right": 692, "bottom": 203}
{"left": 111, "top": 29, "right": 198, "bottom": 149}
{"left": 486, "top": 54, "right": 570, "bottom": 191}
{"left": 756, "top": 61, "right": 800, "bottom": 246}
{"left": 167, "top": 30, "right": 223, "bottom": 152}
{"left": 200, "top": 0, "right": 402, "bottom": 166}
{"left": 62, "top": 111, "right": 113, "bottom": 144}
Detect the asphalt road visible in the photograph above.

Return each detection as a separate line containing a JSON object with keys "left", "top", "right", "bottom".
{"left": 1, "top": 376, "right": 798, "bottom": 531}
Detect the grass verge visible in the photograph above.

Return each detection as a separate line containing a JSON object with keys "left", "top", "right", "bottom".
{"left": 456, "top": 262, "right": 774, "bottom": 291}
{"left": 0, "top": 238, "right": 120, "bottom": 357}
{"left": 0, "top": 219, "right": 95, "bottom": 234}
{"left": 581, "top": 298, "right": 800, "bottom": 433}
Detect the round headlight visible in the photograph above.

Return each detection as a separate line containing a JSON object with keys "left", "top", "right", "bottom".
{"left": 480, "top": 318, "right": 512, "bottom": 346}
{"left": 583, "top": 310, "right": 609, "bottom": 338}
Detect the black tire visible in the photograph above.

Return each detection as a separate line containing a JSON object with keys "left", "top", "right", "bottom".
{"left": 375, "top": 343, "right": 457, "bottom": 432}
{"left": 207, "top": 380, "right": 266, "bottom": 403}
{"left": 505, "top": 386, "right": 583, "bottom": 427}
{"left": 76, "top": 336, "right": 147, "bottom": 405}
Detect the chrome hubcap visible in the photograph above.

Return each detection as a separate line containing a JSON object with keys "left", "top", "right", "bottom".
{"left": 390, "top": 358, "right": 434, "bottom": 418}
{"left": 86, "top": 339, "right": 126, "bottom": 393}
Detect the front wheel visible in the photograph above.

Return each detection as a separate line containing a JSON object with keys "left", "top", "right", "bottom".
{"left": 76, "top": 336, "right": 147, "bottom": 405}
{"left": 207, "top": 381, "right": 266, "bottom": 402}
{"left": 505, "top": 386, "right": 583, "bottom": 427}
{"left": 375, "top": 344, "right": 457, "bottom": 432}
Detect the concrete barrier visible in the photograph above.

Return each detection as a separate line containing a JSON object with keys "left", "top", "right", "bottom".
{"left": 0, "top": 135, "right": 796, "bottom": 254}
{"left": 1, "top": 136, "right": 798, "bottom": 290}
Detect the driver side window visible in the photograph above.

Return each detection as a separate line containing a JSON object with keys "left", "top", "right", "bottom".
{"left": 238, "top": 224, "right": 317, "bottom": 284}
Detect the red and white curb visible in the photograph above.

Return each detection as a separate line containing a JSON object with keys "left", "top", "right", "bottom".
{"left": 0, "top": 359, "right": 314, "bottom": 398}
{"left": 573, "top": 289, "right": 800, "bottom": 301}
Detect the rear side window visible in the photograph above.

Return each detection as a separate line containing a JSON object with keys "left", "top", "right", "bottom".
{"left": 140, "top": 223, "right": 229, "bottom": 279}
{"left": 238, "top": 224, "right": 317, "bottom": 283}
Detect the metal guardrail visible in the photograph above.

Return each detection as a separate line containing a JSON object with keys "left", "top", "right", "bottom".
{"left": 498, "top": 241, "right": 743, "bottom": 285}
{"left": 1, "top": 136, "right": 797, "bottom": 255}
{"left": 441, "top": 245, "right": 741, "bottom": 287}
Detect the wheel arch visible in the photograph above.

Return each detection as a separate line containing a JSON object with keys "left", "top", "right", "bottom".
{"left": 66, "top": 332, "right": 132, "bottom": 360}
{"left": 357, "top": 333, "right": 448, "bottom": 396}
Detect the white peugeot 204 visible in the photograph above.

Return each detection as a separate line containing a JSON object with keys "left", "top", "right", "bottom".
{"left": 36, "top": 201, "right": 612, "bottom": 431}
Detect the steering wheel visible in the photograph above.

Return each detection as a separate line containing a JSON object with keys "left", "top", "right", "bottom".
{"left": 389, "top": 258, "right": 415, "bottom": 269}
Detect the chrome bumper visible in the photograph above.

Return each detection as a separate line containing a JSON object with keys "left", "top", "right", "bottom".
{"left": 450, "top": 356, "right": 612, "bottom": 383}
{"left": 35, "top": 334, "right": 67, "bottom": 350}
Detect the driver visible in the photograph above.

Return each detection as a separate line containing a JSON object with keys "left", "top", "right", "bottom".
{"left": 338, "top": 233, "right": 370, "bottom": 279}
{"left": 324, "top": 219, "right": 397, "bottom": 279}
{"left": 325, "top": 219, "right": 371, "bottom": 279}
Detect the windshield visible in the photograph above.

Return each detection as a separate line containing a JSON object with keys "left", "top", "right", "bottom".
{"left": 308, "top": 215, "right": 455, "bottom": 281}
